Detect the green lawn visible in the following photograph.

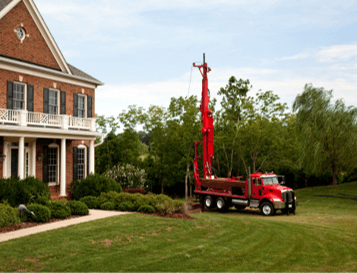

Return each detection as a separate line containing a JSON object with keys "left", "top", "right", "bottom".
{"left": 0, "top": 182, "right": 356, "bottom": 272}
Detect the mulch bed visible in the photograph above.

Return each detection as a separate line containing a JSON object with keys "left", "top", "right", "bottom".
{"left": 0, "top": 215, "right": 81, "bottom": 234}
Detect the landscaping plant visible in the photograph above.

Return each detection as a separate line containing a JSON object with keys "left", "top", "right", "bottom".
{"left": 48, "top": 201, "right": 71, "bottom": 219}
{"left": 104, "top": 164, "right": 147, "bottom": 189}
{"left": 0, "top": 203, "right": 20, "bottom": 227}
{"left": 79, "top": 196, "right": 99, "bottom": 209}
{"left": 137, "top": 205, "right": 156, "bottom": 213}
{"left": 69, "top": 201, "right": 89, "bottom": 216}
{"left": 100, "top": 201, "right": 116, "bottom": 211}
{"left": 25, "top": 204, "right": 51, "bottom": 223}
{"left": 117, "top": 201, "right": 136, "bottom": 211}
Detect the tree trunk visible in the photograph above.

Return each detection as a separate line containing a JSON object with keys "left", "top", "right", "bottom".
{"left": 332, "top": 172, "right": 337, "bottom": 186}
{"left": 161, "top": 176, "right": 164, "bottom": 194}
{"left": 185, "top": 164, "right": 189, "bottom": 202}
{"left": 190, "top": 183, "right": 192, "bottom": 202}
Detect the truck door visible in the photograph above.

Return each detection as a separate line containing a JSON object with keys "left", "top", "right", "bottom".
{"left": 251, "top": 178, "right": 263, "bottom": 199}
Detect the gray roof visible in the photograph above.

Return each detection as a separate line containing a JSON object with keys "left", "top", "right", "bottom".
{"left": 67, "top": 64, "right": 102, "bottom": 84}
{"left": 0, "top": 0, "right": 13, "bottom": 11}
{"left": 0, "top": 0, "right": 103, "bottom": 86}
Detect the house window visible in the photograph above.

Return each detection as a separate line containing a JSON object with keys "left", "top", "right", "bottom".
{"left": 78, "top": 95, "right": 86, "bottom": 118}
{"left": 13, "top": 83, "right": 25, "bottom": 110}
{"left": 77, "top": 146, "right": 87, "bottom": 179}
{"left": 49, "top": 89, "right": 59, "bottom": 115}
{"left": 48, "top": 147, "right": 58, "bottom": 183}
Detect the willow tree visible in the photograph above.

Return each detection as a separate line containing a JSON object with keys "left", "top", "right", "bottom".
{"left": 293, "top": 84, "right": 357, "bottom": 185}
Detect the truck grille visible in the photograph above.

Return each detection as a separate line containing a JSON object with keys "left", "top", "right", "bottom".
{"left": 282, "top": 191, "right": 293, "bottom": 203}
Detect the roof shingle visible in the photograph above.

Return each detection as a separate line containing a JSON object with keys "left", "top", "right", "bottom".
{"left": 0, "top": 0, "right": 13, "bottom": 12}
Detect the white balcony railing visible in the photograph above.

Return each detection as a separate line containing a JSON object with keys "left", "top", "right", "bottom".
{"left": 0, "top": 108, "right": 96, "bottom": 132}
{"left": 0, "top": 109, "right": 18, "bottom": 124}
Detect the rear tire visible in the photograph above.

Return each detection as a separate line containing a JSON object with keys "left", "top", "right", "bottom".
{"left": 216, "top": 197, "right": 228, "bottom": 212}
{"left": 204, "top": 196, "right": 216, "bottom": 209}
{"left": 260, "top": 202, "right": 275, "bottom": 216}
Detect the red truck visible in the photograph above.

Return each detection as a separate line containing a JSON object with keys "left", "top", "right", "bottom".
{"left": 192, "top": 54, "right": 297, "bottom": 216}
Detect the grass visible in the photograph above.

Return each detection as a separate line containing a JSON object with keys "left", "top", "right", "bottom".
{"left": 0, "top": 182, "right": 356, "bottom": 272}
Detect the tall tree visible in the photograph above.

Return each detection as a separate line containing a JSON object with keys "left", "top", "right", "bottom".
{"left": 293, "top": 84, "right": 357, "bottom": 185}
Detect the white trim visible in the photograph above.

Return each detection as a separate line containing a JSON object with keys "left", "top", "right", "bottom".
{"left": 77, "top": 144, "right": 87, "bottom": 179}
{"left": 0, "top": 57, "right": 102, "bottom": 88}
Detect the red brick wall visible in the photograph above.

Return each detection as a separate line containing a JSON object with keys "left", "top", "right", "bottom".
{"left": 0, "top": 1, "right": 61, "bottom": 70}
{"left": 0, "top": 68, "right": 95, "bottom": 116}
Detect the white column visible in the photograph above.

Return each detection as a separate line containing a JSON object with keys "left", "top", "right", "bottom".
{"left": 60, "top": 138, "right": 67, "bottom": 196}
{"left": 3, "top": 141, "right": 8, "bottom": 178}
{"left": 31, "top": 141, "right": 36, "bottom": 177}
{"left": 18, "top": 137, "right": 24, "bottom": 179}
{"left": 89, "top": 140, "right": 95, "bottom": 174}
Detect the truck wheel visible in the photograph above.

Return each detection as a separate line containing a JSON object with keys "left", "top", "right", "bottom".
{"left": 260, "top": 202, "right": 275, "bottom": 216}
{"left": 204, "top": 196, "right": 216, "bottom": 209}
{"left": 234, "top": 205, "right": 246, "bottom": 210}
{"left": 216, "top": 197, "right": 227, "bottom": 212}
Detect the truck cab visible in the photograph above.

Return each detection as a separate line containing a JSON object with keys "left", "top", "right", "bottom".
{"left": 245, "top": 172, "right": 298, "bottom": 216}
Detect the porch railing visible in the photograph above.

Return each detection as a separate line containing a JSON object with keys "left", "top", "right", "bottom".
{"left": 0, "top": 108, "right": 96, "bottom": 131}
{"left": 0, "top": 109, "right": 18, "bottom": 124}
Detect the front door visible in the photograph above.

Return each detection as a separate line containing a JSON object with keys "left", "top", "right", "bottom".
{"left": 11, "top": 149, "right": 18, "bottom": 177}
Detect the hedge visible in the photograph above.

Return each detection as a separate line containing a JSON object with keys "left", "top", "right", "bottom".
{"left": 0, "top": 203, "right": 21, "bottom": 227}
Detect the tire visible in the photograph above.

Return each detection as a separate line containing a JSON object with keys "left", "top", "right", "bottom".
{"left": 234, "top": 205, "right": 246, "bottom": 210}
{"left": 216, "top": 197, "right": 228, "bottom": 212}
{"left": 204, "top": 196, "right": 216, "bottom": 209}
{"left": 260, "top": 202, "right": 275, "bottom": 216}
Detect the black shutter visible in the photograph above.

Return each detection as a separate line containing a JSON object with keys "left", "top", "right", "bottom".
{"left": 7, "top": 81, "right": 13, "bottom": 109}
{"left": 28, "top": 85, "right": 34, "bottom": 112}
{"left": 73, "top": 147, "right": 78, "bottom": 181}
{"left": 61, "top": 91, "right": 66, "bottom": 115}
{"left": 87, "top": 96, "right": 93, "bottom": 118}
{"left": 43, "top": 88, "right": 49, "bottom": 114}
{"left": 43, "top": 146, "right": 48, "bottom": 183}
{"left": 73, "top": 93, "right": 78, "bottom": 117}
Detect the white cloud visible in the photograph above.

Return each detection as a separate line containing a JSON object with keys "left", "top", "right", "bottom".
{"left": 316, "top": 44, "right": 357, "bottom": 63}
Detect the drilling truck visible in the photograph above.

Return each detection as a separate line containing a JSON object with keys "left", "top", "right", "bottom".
{"left": 192, "top": 54, "right": 297, "bottom": 216}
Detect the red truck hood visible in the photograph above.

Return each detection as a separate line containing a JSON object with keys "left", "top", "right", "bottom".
{"left": 265, "top": 184, "right": 292, "bottom": 192}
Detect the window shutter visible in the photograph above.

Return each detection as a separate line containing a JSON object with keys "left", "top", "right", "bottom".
{"left": 61, "top": 91, "right": 66, "bottom": 115}
{"left": 87, "top": 96, "right": 93, "bottom": 118}
{"left": 43, "top": 146, "right": 48, "bottom": 183}
{"left": 28, "top": 85, "right": 34, "bottom": 112}
{"left": 73, "top": 93, "right": 78, "bottom": 117}
{"left": 7, "top": 81, "right": 13, "bottom": 110}
{"left": 73, "top": 147, "right": 78, "bottom": 181}
{"left": 43, "top": 88, "right": 49, "bottom": 114}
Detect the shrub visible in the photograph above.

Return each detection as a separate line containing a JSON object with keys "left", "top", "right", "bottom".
{"left": 25, "top": 204, "right": 51, "bottom": 223}
{"left": 32, "top": 196, "right": 50, "bottom": 207}
{"left": 100, "top": 201, "right": 116, "bottom": 210}
{"left": 123, "top": 188, "right": 147, "bottom": 194}
{"left": 0, "top": 176, "right": 51, "bottom": 207}
{"left": 173, "top": 200, "right": 185, "bottom": 213}
{"left": 118, "top": 201, "right": 136, "bottom": 212}
{"left": 69, "top": 201, "right": 89, "bottom": 215}
{"left": 105, "top": 164, "right": 146, "bottom": 189}
{"left": 156, "top": 201, "right": 174, "bottom": 216}
{"left": 48, "top": 201, "right": 71, "bottom": 219}
{"left": 70, "top": 174, "right": 122, "bottom": 200}
{"left": 137, "top": 205, "right": 155, "bottom": 214}
{"left": 79, "top": 196, "right": 99, "bottom": 209}
{"left": 0, "top": 203, "right": 21, "bottom": 227}
{"left": 98, "top": 191, "right": 120, "bottom": 205}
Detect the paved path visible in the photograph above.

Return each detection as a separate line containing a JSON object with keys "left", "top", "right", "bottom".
{"left": 0, "top": 210, "right": 130, "bottom": 243}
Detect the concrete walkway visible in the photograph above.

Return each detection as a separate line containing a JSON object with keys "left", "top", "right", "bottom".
{"left": 0, "top": 210, "right": 130, "bottom": 243}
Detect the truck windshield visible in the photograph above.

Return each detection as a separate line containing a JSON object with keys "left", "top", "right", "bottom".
{"left": 262, "top": 177, "right": 279, "bottom": 185}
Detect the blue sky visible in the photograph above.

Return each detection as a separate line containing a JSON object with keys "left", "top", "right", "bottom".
{"left": 35, "top": 0, "right": 357, "bottom": 121}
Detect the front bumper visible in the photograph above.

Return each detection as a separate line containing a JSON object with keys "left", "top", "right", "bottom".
{"left": 273, "top": 200, "right": 298, "bottom": 210}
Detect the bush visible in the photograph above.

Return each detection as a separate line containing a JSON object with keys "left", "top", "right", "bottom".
{"left": 117, "top": 201, "right": 136, "bottom": 212}
{"left": 100, "top": 201, "right": 116, "bottom": 210}
{"left": 0, "top": 203, "right": 21, "bottom": 227}
{"left": 105, "top": 164, "right": 146, "bottom": 189}
{"left": 25, "top": 204, "right": 51, "bottom": 223}
{"left": 32, "top": 196, "right": 50, "bottom": 207}
{"left": 98, "top": 191, "right": 120, "bottom": 205}
{"left": 0, "top": 176, "right": 51, "bottom": 207}
{"left": 48, "top": 201, "right": 71, "bottom": 219}
{"left": 79, "top": 196, "right": 99, "bottom": 209}
{"left": 69, "top": 201, "right": 89, "bottom": 215}
{"left": 70, "top": 174, "right": 122, "bottom": 200}
{"left": 173, "top": 200, "right": 185, "bottom": 213}
{"left": 137, "top": 205, "right": 155, "bottom": 214}
{"left": 156, "top": 201, "right": 174, "bottom": 216}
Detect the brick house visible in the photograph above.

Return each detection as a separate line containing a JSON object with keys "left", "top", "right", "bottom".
{"left": 0, "top": 0, "right": 103, "bottom": 198}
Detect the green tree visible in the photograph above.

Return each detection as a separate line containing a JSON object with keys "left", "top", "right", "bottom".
{"left": 293, "top": 84, "right": 357, "bottom": 185}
